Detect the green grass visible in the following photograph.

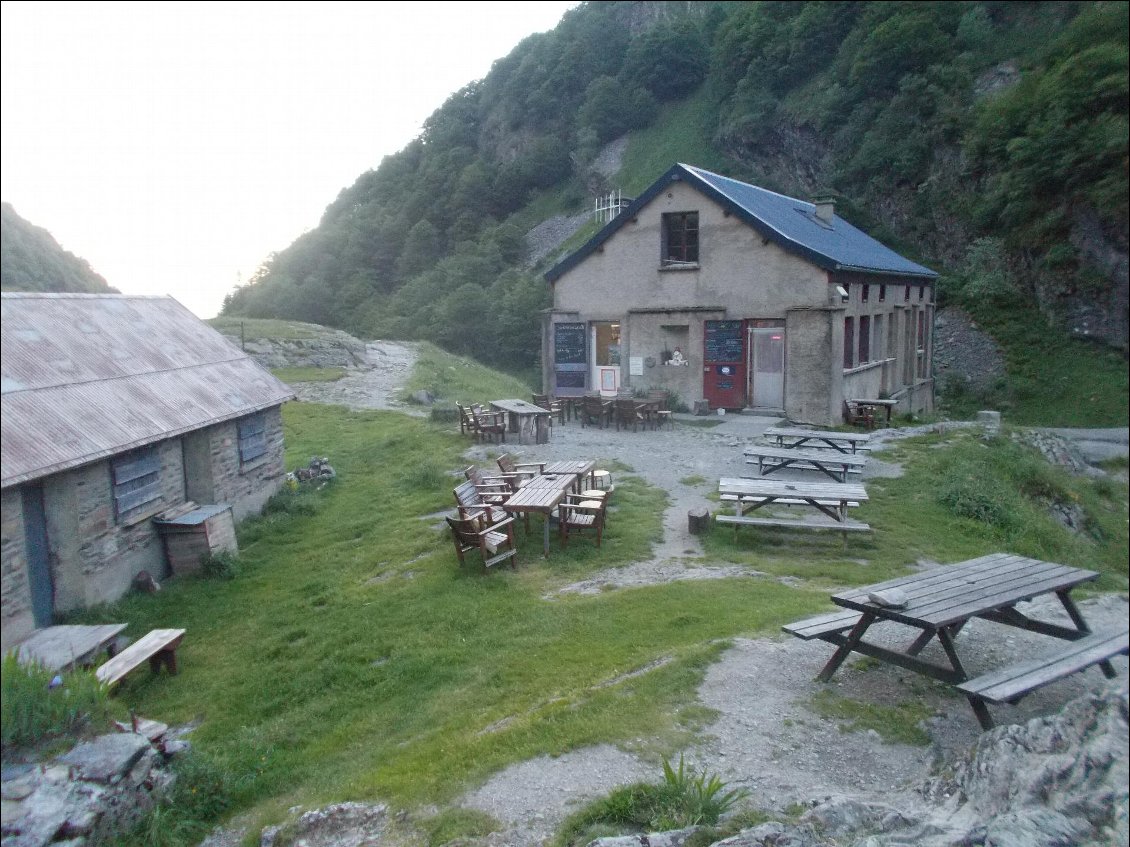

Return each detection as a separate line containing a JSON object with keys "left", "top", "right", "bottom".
{"left": 207, "top": 317, "right": 344, "bottom": 341}
{"left": 938, "top": 302, "right": 1129, "bottom": 426}
{"left": 270, "top": 366, "right": 346, "bottom": 383}
{"left": 808, "top": 690, "right": 933, "bottom": 746}
{"left": 400, "top": 341, "right": 534, "bottom": 407}
{"left": 73, "top": 402, "right": 823, "bottom": 841}
{"left": 1, "top": 654, "right": 112, "bottom": 747}
{"left": 617, "top": 89, "right": 730, "bottom": 194}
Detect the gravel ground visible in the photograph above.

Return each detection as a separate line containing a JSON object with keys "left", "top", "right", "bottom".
{"left": 284, "top": 349, "right": 1129, "bottom": 846}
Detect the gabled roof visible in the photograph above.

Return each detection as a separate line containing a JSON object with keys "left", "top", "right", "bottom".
{"left": 1, "top": 293, "right": 295, "bottom": 488}
{"left": 545, "top": 163, "right": 938, "bottom": 283}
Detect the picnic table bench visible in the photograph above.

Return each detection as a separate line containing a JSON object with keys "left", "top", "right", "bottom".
{"left": 95, "top": 628, "right": 186, "bottom": 689}
{"left": 716, "top": 477, "right": 870, "bottom": 537}
{"left": 744, "top": 444, "right": 867, "bottom": 483}
{"left": 762, "top": 427, "right": 871, "bottom": 454}
{"left": 784, "top": 553, "right": 1126, "bottom": 729}
{"left": 15, "top": 624, "right": 128, "bottom": 672}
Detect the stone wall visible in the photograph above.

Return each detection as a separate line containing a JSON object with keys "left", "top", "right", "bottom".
{"left": 1, "top": 487, "right": 34, "bottom": 648}
{"left": 186, "top": 408, "right": 287, "bottom": 522}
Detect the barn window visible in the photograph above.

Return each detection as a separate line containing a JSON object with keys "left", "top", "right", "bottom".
{"left": 662, "top": 212, "right": 699, "bottom": 265}
{"left": 238, "top": 413, "right": 268, "bottom": 465}
{"left": 112, "top": 447, "right": 162, "bottom": 523}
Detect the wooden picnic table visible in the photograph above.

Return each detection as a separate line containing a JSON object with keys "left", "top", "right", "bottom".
{"left": 848, "top": 398, "right": 898, "bottom": 427}
{"left": 762, "top": 426, "right": 871, "bottom": 454}
{"left": 502, "top": 472, "right": 581, "bottom": 556}
{"left": 490, "top": 399, "right": 551, "bottom": 445}
{"left": 718, "top": 476, "right": 867, "bottom": 523}
{"left": 15, "top": 624, "right": 128, "bottom": 672}
{"left": 744, "top": 444, "right": 867, "bottom": 483}
{"left": 784, "top": 553, "right": 1126, "bottom": 729}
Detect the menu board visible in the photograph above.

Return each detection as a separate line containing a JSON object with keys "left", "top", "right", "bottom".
{"left": 704, "top": 320, "right": 743, "bottom": 363}
{"left": 554, "top": 323, "right": 586, "bottom": 365}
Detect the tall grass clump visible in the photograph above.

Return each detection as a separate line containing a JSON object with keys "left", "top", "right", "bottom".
{"left": 556, "top": 756, "right": 747, "bottom": 845}
{"left": 1, "top": 653, "right": 109, "bottom": 746}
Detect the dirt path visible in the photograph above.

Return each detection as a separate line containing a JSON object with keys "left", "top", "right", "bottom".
{"left": 286, "top": 341, "right": 424, "bottom": 414}
{"left": 282, "top": 349, "right": 1129, "bottom": 845}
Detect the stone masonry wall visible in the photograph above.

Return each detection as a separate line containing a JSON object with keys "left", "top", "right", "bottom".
{"left": 1, "top": 486, "right": 34, "bottom": 648}
{"left": 204, "top": 407, "right": 287, "bottom": 522}
{"left": 68, "top": 439, "right": 186, "bottom": 609}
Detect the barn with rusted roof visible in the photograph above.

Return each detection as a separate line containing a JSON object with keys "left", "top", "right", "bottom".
{"left": 1, "top": 293, "right": 294, "bottom": 646}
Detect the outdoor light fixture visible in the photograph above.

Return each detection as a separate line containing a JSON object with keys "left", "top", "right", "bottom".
{"left": 836, "top": 285, "right": 849, "bottom": 301}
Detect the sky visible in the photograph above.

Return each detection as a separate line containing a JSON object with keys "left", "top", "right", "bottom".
{"left": 0, "top": 1, "right": 578, "bottom": 318}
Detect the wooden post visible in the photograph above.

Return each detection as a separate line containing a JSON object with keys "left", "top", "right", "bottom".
{"left": 688, "top": 507, "right": 710, "bottom": 535}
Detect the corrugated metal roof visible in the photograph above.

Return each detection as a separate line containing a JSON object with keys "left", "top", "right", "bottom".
{"left": 2, "top": 293, "right": 295, "bottom": 488}
{"left": 545, "top": 163, "right": 938, "bottom": 283}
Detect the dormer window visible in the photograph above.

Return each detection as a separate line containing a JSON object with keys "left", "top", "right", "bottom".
{"left": 662, "top": 212, "right": 699, "bottom": 266}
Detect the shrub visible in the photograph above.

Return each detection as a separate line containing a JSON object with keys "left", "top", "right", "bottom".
{"left": 936, "top": 467, "right": 1019, "bottom": 529}
{"left": 1, "top": 653, "right": 109, "bottom": 747}
{"left": 555, "top": 755, "right": 747, "bottom": 845}
{"left": 201, "top": 551, "right": 241, "bottom": 580}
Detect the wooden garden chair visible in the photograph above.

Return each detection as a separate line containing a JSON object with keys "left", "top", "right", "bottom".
{"left": 532, "top": 394, "right": 566, "bottom": 426}
{"left": 446, "top": 514, "right": 518, "bottom": 572}
{"left": 496, "top": 453, "right": 545, "bottom": 488}
{"left": 558, "top": 494, "right": 606, "bottom": 549}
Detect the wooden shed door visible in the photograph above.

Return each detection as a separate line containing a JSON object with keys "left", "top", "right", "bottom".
{"left": 22, "top": 484, "right": 55, "bottom": 627}
{"left": 703, "top": 320, "right": 746, "bottom": 409}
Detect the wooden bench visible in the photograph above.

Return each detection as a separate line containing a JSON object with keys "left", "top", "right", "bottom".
{"left": 95, "top": 628, "right": 186, "bottom": 689}
{"left": 957, "top": 626, "right": 1128, "bottom": 730}
{"left": 720, "top": 494, "right": 861, "bottom": 509}
{"left": 783, "top": 610, "right": 864, "bottom": 640}
{"left": 714, "top": 514, "right": 871, "bottom": 532}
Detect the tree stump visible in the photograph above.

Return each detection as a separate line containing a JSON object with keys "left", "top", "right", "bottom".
{"left": 688, "top": 507, "right": 710, "bottom": 535}
{"left": 693, "top": 399, "right": 711, "bottom": 416}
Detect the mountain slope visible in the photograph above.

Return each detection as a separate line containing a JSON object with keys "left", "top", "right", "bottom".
{"left": 1, "top": 202, "right": 116, "bottom": 294}
{"left": 222, "top": 1, "right": 1128, "bottom": 374}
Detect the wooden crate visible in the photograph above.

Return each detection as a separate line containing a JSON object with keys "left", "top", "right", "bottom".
{"left": 154, "top": 503, "right": 237, "bottom": 575}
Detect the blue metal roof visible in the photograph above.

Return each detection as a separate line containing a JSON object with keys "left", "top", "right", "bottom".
{"left": 545, "top": 163, "right": 938, "bottom": 282}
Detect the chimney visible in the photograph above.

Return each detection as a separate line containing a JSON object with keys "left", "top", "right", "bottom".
{"left": 812, "top": 195, "right": 836, "bottom": 224}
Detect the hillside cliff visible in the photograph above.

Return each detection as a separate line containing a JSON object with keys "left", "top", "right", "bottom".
{"left": 222, "top": 1, "right": 1128, "bottom": 368}
{"left": 1, "top": 202, "right": 116, "bottom": 294}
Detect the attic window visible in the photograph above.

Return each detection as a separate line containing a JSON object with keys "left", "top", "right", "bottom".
{"left": 662, "top": 212, "right": 699, "bottom": 265}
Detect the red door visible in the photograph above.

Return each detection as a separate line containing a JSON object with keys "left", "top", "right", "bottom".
{"left": 703, "top": 320, "right": 747, "bottom": 409}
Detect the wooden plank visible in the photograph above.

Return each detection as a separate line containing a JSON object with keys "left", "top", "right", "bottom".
{"left": 95, "top": 629, "right": 186, "bottom": 688}
{"left": 715, "top": 515, "right": 871, "bottom": 532}
{"left": 764, "top": 427, "right": 871, "bottom": 443}
{"left": 958, "top": 627, "right": 1128, "bottom": 703}
{"left": 15, "top": 624, "right": 128, "bottom": 671}
{"left": 720, "top": 494, "right": 861, "bottom": 508}
{"left": 783, "top": 610, "right": 864, "bottom": 640}
{"left": 719, "top": 477, "right": 869, "bottom": 500}
{"left": 745, "top": 445, "right": 869, "bottom": 466}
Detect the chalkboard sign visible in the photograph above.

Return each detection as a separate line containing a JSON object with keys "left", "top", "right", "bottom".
{"left": 555, "top": 370, "right": 586, "bottom": 389}
{"left": 704, "top": 320, "right": 743, "bottom": 363}
{"left": 554, "top": 322, "right": 586, "bottom": 365}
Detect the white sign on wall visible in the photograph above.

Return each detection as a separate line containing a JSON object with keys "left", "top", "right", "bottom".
{"left": 629, "top": 356, "right": 644, "bottom": 376}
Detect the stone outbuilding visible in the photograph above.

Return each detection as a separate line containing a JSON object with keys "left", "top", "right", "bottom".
{"left": 542, "top": 163, "right": 938, "bottom": 423}
{"left": 1, "top": 293, "right": 294, "bottom": 647}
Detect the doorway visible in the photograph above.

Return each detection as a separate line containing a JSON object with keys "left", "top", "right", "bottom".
{"left": 22, "top": 484, "right": 55, "bottom": 628}
{"left": 591, "top": 321, "right": 620, "bottom": 395}
{"left": 749, "top": 322, "right": 785, "bottom": 409}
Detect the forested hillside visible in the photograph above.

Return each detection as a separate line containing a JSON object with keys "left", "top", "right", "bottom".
{"left": 222, "top": 1, "right": 1128, "bottom": 380}
{"left": 1, "top": 202, "right": 116, "bottom": 294}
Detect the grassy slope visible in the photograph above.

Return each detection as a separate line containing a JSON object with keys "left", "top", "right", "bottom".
{"left": 400, "top": 341, "right": 535, "bottom": 405}
{"left": 67, "top": 352, "right": 1125, "bottom": 842}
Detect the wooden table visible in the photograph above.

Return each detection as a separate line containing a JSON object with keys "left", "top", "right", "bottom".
{"left": 848, "top": 398, "right": 898, "bottom": 427}
{"left": 490, "top": 399, "right": 551, "bottom": 445}
{"left": 15, "top": 624, "right": 128, "bottom": 671}
{"left": 762, "top": 427, "right": 871, "bottom": 454}
{"left": 542, "top": 460, "right": 596, "bottom": 491}
{"left": 787, "top": 554, "right": 1121, "bottom": 727}
{"left": 744, "top": 444, "right": 867, "bottom": 483}
{"left": 502, "top": 472, "right": 581, "bottom": 556}
{"left": 718, "top": 477, "right": 867, "bottom": 523}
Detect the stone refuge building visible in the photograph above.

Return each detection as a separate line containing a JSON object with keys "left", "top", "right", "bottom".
{"left": 542, "top": 164, "right": 938, "bottom": 424}
{"left": 1, "top": 293, "right": 294, "bottom": 647}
